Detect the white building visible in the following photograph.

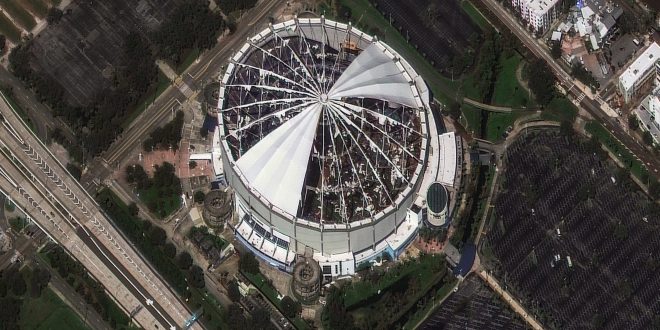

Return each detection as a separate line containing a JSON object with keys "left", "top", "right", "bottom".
{"left": 618, "top": 42, "right": 660, "bottom": 104}
{"left": 217, "top": 18, "right": 442, "bottom": 277}
{"left": 511, "top": 0, "right": 562, "bottom": 33}
{"left": 635, "top": 86, "right": 660, "bottom": 145}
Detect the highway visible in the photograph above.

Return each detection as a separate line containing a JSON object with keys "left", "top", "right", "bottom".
{"left": 0, "top": 94, "right": 199, "bottom": 329}
{"left": 82, "top": 0, "right": 283, "bottom": 187}
{"left": 479, "top": 0, "right": 660, "bottom": 178}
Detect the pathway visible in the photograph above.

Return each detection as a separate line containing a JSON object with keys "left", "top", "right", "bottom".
{"left": 478, "top": 269, "right": 544, "bottom": 330}
{"left": 463, "top": 97, "right": 537, "bottom": 113}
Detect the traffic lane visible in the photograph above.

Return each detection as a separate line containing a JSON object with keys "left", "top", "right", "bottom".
{"left": 76, "top": 226, "right": 178, "bottom": 329}
{"left": 578, "top": 97, "right": 660, "bottom": 174}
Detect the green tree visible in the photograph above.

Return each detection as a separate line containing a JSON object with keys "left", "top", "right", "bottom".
{"left": 551, "top": 41, "right": 562, "bottom": 59}
{"left": 163, "top": 242, "right": 177, "bottom": 259}
{"left": 47, "top": 8, "right": 63, "bottom": 24}
{"left": 643, "top": 130, "right": 654, "bottom": 145}
{"left": 322, "top": 286, "right": 353, "bottom": 329}
{"left": 128, "top": 202, "right": 139, "bottom": 217}
{"left": 148, "top": 226, "right": 167, "bottom": 246}
{"left": 177, "top": 252, "right": 193, "bottom": 270}
{"left": 280, "top": 296, "right": 300, "bottom": 318}
{"left": 188, "top": 265, "right": 205, "bottom": 288}
{"left": 628, "top": 114, "right": 639, "bottom": 131}
{"left": 239, "top": 252, "right": 260, "bottom": 275}
{"left": 10, "top": 271, "right": 26, "bottom": 296}
{"left": 227, "top": 303, "right": 248, "bottom": 330}
{"left": 526, "top": 58, "right": 556, "bottom": 105}
{"left": 227, "top": 280, "right": 241, "bottom": 302}
{"left": 194, "top": 190, "right": 205, "bottom": 204}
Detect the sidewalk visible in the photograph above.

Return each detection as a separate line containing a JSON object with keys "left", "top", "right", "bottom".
{"left": 478, "top": 269, "right": 544, "bottom": 330}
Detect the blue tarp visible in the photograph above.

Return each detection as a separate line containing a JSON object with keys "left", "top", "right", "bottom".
{"left": 202, "top": 114, "right": 218, "bottom": 133}
{"left": 453, "top": 243, "right": 476, "bottom": 276}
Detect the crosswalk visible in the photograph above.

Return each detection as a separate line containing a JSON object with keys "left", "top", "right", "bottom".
{"left": 576, "top": 92, "right": 586, "bottom": 103}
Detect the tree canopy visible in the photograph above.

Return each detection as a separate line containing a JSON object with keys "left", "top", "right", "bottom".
{"left": 151, "top": 1, "right": 224, "bottom": 66}
{"left": 239, "top": 252, "right": 260, "bottom": 275}
{"left": 525, "top": 58, "right": 556, "bottom": 106}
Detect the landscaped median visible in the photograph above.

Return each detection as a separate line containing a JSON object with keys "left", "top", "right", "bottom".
{"left": 585, "top": 121, "right": 650, "bottom": 182}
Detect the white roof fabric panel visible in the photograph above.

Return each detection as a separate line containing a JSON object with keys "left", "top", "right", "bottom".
{"left": 235, "top": 103, "right": 322, "bottom": 215}
{"left": 328, "top": 43, "right": 419, "bottom": 108}
{"left": 438, "top": 132, "right": 457, "bottom": 187}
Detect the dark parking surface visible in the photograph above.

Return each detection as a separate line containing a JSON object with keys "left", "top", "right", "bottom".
{"left": 372, "top": 0, "right": 481, "bottom": 75}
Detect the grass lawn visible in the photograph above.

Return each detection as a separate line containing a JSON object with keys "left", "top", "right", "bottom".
{"left": 585, "top": 121, "right": 649, "bottom": 181}
{"left": 343, "top": 255, "right": 452, "bottom": 329}
{"left": 460, "top": 103, "right": 482, "bottom": 134}
{"left": 0, "top": 0, "right": 36, "bottom": 30}
{"left": 336, "top": 0, "right": 459, "bottom": 104}
{"left": 460, "top": 73, "right": 481, "bottom": 102}
{"left": 138, "top": 184, "right": 181, "bottom": 218}
{"left": 343, "top": 254, "right": 446, "bottom": 309}
{"left": 460, "top": 0, "right": 493, "bottom": 32}
{"left": 19, "top": 287, "right": 90, "bottom": 330}
{"left": 20, "top": 0, "right": 48, "bottom": 19}
{"left": 486, "top": 112, "right": 525, "bottom": 142}
{"left": 491, "top": 54, "right": 530, "bottom": 108}
{"left": 176, "top": 48, "right": 200, "bottom": 74}
{"left": 541, "top": 96, "right": 578, "bottom": 123}
{"left": 0, "top": 12, "right": 22, "bottom": 42}
{"left": 124, "top": 71, "right": 170, "bottom": 129}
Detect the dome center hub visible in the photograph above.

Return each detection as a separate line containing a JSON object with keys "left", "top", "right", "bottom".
{"left": 319, "top": 93, "right": 329, "bottom": 104}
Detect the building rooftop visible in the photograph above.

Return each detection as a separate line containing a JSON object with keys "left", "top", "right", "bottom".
{"left": 618, "top": 42, "right": 660, "bottom": 92}
{"left": 527, "top": 0, "right": 561, "bottom": 13}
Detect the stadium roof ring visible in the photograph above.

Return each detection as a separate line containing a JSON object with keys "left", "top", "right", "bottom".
{"left": 217, "top": 17, "right": 431, "bottom": 231}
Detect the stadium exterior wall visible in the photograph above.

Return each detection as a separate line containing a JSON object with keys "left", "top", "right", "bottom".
{"left": 224, "top": 138, "right": 427, "bottom": 256}
{"left": 218, "top": 17, "right": 433, "bottom": 274}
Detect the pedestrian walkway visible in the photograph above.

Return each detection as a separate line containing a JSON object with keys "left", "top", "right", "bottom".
{"left": 156, "top": 60, "right": 196, "bottom": 99}
{"left": 478, "top": 269, "right": 544, "bottom": 330}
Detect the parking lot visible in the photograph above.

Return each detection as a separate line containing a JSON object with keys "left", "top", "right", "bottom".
{"left": 486, "top": 130, "right": 660, "bottom": 329}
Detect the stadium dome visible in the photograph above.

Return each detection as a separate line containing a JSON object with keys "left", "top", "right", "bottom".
{"left": 217, "top": 17, "right": 432, "bottom": 273}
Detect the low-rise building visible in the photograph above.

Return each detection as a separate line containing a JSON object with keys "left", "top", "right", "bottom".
{"left": 618, "top": 42, "right": 660, "bottom": 104}
{"left": 511, "top": 0, "right": 562, "bottom": 33}
{"left": 635, "top": 86, "right": 660, "bottom": 144}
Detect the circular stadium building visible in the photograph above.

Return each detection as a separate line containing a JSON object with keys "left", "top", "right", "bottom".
{"left": 216, "top": 17, "right": 434, "bottom": 277}
{"left": 426, "top": 182, "right": 449, "bottom": 227}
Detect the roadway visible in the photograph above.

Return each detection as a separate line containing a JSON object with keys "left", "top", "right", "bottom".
{"left": 0, "top": 94, "right": 198, "bottom": 329}
{"left": 479, "top": 0, "right": 660, "bottom": 178}
{"left": 0, "top": 67, "right": 76, "bottom": 143}
{"left": 82, "top": 0, "right": 284, "bottom": 187}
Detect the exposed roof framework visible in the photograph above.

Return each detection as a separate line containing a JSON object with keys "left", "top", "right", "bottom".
{"left": 219, "top": 18, "right": 429, "bottom": 224}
